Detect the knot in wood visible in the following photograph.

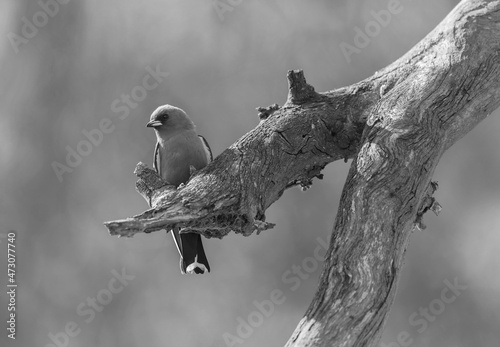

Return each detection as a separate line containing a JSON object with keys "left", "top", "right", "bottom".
{"left": 357, "top": 143, "right": 384, "bottom": 180}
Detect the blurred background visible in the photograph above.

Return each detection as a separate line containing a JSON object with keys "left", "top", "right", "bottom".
{"left": 1, "top": 0, "right": 499, "bottom": 346}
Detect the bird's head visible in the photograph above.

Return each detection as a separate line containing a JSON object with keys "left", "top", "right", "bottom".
{"left": 146, "top": 105, "right": 195, "bottom": 133}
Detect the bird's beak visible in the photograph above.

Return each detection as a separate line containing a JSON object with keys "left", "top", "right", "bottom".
{"left": 146, "top": 120, "right": 162, "bottom": 128}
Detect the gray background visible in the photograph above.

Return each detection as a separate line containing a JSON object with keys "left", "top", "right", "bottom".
{"left": 1, "top": 0, "right": 499, "bottom": 346}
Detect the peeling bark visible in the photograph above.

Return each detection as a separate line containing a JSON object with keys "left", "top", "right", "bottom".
{"left": 104, "top": 0, "right": 500, "bottom": 346}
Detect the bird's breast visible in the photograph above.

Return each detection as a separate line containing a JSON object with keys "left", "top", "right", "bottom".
{"left": 157, "top": 132, "right": 208, "bottom": 187}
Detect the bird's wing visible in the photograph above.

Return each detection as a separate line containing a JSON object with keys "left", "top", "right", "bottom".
{"left": 155, "top": 142, "right": 185, "bottom": 266}
{"left": 198, "top": 135, "right": 213, "bottom": 163}
{"left": 171, "top": 227, "right": 185, "bottom": 272}
{"left": 153, "top": 141, "right": 160, "bottom": 174}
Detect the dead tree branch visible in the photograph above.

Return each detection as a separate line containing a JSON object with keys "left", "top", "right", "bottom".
{"left": 105, "top": 0, "right": 500, "bottom": 345}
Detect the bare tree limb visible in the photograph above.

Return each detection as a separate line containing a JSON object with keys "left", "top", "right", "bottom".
{"left": 104, "top": 69, "right": 373, "bottom": 238}
{"left": 104, "top": 0, "right": 500, "bottom": 345}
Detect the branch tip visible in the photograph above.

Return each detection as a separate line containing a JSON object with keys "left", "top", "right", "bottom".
{"left": 286, "top": 70, "right": 317, "bottom": 105}
{"left": 132, "top": 162, "right": 173, "bottom": 205}
{"left": 257, "top": 103, "right": 280, "bottom": 120}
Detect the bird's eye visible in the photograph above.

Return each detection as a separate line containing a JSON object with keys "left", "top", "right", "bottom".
{"left": 162, "top": 113, "right": 169, "bottom": 120}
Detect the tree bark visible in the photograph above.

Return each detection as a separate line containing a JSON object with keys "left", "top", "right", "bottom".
{"left": 104, "top": 0, "right": 500, "bottom": 345}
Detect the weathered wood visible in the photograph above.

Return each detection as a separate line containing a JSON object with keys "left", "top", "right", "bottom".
{"left": 104, "top": 0, "right": 500, "bottom": 345}
{"left": 285, "top": 1, "right": 500, "bottom": 346}
{"left": 104, "top": 71, "right": 375, "bottom": 238}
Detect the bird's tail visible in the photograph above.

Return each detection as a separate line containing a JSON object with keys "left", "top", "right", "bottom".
{"left": 170, "top": 227, "right": 210, "bottom": 274}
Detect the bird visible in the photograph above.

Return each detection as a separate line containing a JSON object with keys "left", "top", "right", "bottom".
{"left": 146, "top": 104, "right": 212, "bottom": 274}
